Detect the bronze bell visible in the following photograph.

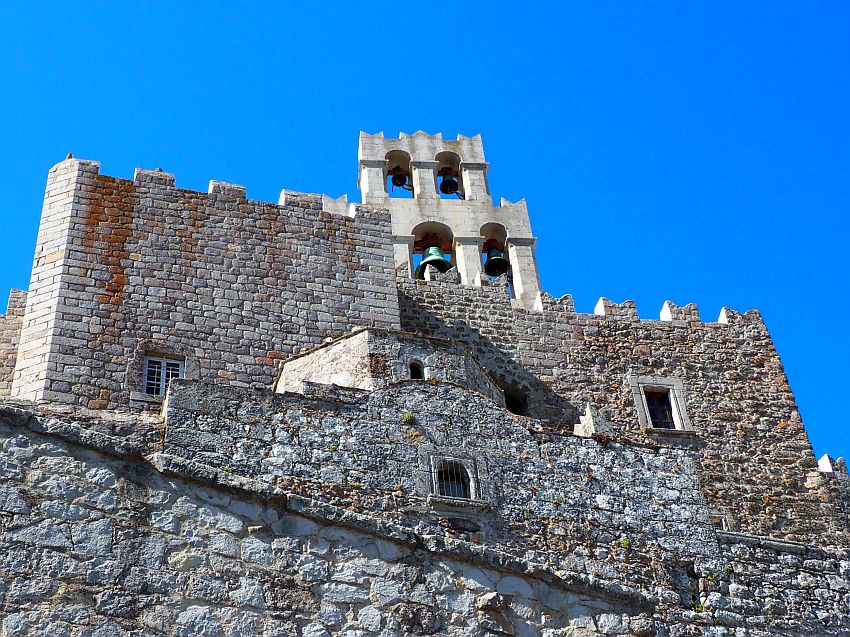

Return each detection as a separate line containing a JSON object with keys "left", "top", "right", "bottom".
{"left": 439, "top": 174, "right": 459, "bottom": 195}
{"left": 484, "top": 248, "right": 510, "bottom": 277}
{"left": 414, "top": 246, "right": 452, "bottom": 279}
{"left": 391, "top": 171, "right": 408, "bottom": 188}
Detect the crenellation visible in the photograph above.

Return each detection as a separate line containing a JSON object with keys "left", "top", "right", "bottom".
{"left": 0, "top": 131, "right": 845, "bottom": 636}
{"left": 320, "top": 193, "right": 354, "bottom": 217}
{"left": 208, "top": 180, "right": 247, "bottom": 199}
{"left": 133, "top": 166, "right": 175, "bottom": 185}
{"left": 660, "top": 299, "right": 701, "bottom": 322}
{"left": 594, "top": 297, "right": 639, "bottom": 320}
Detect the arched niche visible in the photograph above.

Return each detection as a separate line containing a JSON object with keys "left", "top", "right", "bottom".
{"left": 435, "top": 151, "right": 463, "bottom": 199}
{"left": 480, "top": 222, "right": 511, "bottom": 279}
{"left": 411, "top": 221, "right": 455, "bottom": 280}
{"left": 385, "top": 149, "right": 413, "bottom": 198}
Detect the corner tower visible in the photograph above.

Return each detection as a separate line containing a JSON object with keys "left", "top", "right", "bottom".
{"left": 358, "top": 131, "right": 542, "bottom": 311}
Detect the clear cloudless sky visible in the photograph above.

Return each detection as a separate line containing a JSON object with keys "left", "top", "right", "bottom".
{"left": 0, "top": 2, "right": 848, "bottom": 460}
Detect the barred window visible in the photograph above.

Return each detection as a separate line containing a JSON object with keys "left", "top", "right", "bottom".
{"left": 435, "top": 460, "right": 472, "bottom": 499}
{"left": 143, "top": 356, "right": 184, "bottom": 397}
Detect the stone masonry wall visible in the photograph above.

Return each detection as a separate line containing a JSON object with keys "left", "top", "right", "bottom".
{"left": 0, "top": 406, "right": 658, "bottom": 637}
{"left": 162, "top": 380, "right": 720, "bottom": 610}
{"left": 1, "top": 391, "right": 848, "bottom": 636}
{"left": 11, "top": 158, "right": 87, "bottom": 402}
{"left": 277, "top": 329, "right": 503, "bottom": 405}
{"left": 0, "top": 290, "right": 26, "bottom": 396}
{"left": 10, "top": 159, "right": 400, "bottom": 410}
{"left": 397, "top": 276, "right": 849, "bottom": 547}
{"left": 711, "top": 532, "right": 850, "bottom": 635}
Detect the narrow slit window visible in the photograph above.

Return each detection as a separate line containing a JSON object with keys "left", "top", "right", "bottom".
{"left": 436, "top": 460, "right": 471, "bottom": 499}
{"left": 143, "top": 356, "right": 184, "bottom": 397}
{"left": 410, "top": 359, "right": 425, "bottom": 380}
{"left": 645, "top": 391, "right": 675, "bottom": 429}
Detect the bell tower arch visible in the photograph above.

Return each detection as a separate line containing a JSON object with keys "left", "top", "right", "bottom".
{"left": 358, "top": 131, "right": 542, "bottom": 311}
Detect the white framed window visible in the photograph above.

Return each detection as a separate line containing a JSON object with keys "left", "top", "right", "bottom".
{"left": 628, "top": 376, "right": 692, "bottom": 431}
{"left": 143, "top": 356, "right": 184, "bottom": 397}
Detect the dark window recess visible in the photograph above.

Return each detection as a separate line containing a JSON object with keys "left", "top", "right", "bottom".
{"left": 504, "top": 386, "right": 529, "bottom": 416}
{"left": 410, "top": 360, "right": 424, "bottom": 380}
{"left": 645, "top": 391, "right": 675, "bottom": 429}
{"left": 436, "top": 461, "right": 472, "bottom": 499}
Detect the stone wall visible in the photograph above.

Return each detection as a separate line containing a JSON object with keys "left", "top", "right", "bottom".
{"left": 712, "top": 532, "right": 850, "bottom": 636}
{"left": 0, "top": 403, "right": 656, "bottom": 637}
{"left": 6, "top": 158, "right": 843, "bottom": 546}
{"left": 276, "top": 329, "right": 503, "bottom": 405}
{"left": 397, "top": 276, "right": 849, "bottom": 546}
{"left": 0, "top": 290, "right": 26, "bottom": 396}
{"left": 162, "top": 380, "right": 719, "bottom": 600}
{"left": 10, "top": 159, "right": 400, "bottom": 410}
{"left": 1, "top": 391, "right": 848, "bottom": 636}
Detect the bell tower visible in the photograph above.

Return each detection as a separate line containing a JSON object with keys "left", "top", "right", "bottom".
{"left": 358, "top": 131, "right": 542, "bottom": 311}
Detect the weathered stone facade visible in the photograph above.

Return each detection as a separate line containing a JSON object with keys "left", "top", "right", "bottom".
{"left": 0, "top": 132, "right": 847, "bottom": 635}
{"left": 396, "top": 275, "right": 845, "bottom": 546}
{"left": 8, "top": 161, "right": 399, "bottom": 410}
{"left": 0, "top": 290, "right": 26, "bottom": 395}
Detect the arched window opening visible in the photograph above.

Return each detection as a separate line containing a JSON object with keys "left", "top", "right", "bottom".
{"left": 498, "top": 381, "right": 529, "bottom": 416}
{"left": 480, "top": 222, "right": 511, "bottom": 280}
{"left": 409, "top": 359, "right": 425, "bottom": 380}
{"left": 386, "top": 150, "right": 413, "bottom": 198}
{"left": 436, "top": 151, "right": 463, "bottom": 199}
{"left": 436, "top": 460, "right": 472, "bottom": 499}
{"left": 411, "top": 221, "right": 454, "bottom": 280}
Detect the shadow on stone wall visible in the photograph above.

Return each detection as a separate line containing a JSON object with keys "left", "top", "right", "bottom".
{"left": 397, "top": 284, "right": 578, "bottom": 431}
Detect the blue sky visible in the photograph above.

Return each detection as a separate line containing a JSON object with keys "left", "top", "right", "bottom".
{"left": 1, "top": 3, "right": 848, "bottom": 461}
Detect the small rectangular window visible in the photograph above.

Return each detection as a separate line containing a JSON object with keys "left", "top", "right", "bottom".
{"left": 143, "top": 356, "right": 184, "bottom": 397}
{"left": 628, "top": 376, "right": 693, "bottom": 431}
{"left": 645, "top": 391, "right": 675, "bottom": 429}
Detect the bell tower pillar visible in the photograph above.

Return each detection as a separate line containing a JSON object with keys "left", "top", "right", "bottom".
{"left": 453, "top": 236, "right": 484, "bottom": 287}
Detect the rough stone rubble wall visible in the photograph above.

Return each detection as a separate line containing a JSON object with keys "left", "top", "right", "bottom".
{"left": 0, "top": 409, "right": 655, "bottom": 637}
{"left": 10, "top": 160, "right": 400, "bottom": 410}
{"left": 162, "top": 381, "right": 719, "bottom": 599}
{"left": 711, "top": 532, "right": 850, "bottom": 635}
{"left": 1, "top": 399, "right": 848, "bottom": 636}
{"left": 279, "top": 329, "right": 503, "bottom": 404}
{"left": 0, "top": 290, "right": 26, "bottom": 396}
{"left": 397, "top": 277, "right": 848, "bottom": 545}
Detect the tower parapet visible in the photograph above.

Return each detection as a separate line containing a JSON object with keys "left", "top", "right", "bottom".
{"left": 358, "top": 132, "right": 542, "bottom": 311}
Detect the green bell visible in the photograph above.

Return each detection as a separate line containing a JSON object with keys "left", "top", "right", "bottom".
{"left": 483, "top": 248, "right": 510, "bottom": 277}
{"left": 414, "top": 246, "right": 452, "bottom": 279}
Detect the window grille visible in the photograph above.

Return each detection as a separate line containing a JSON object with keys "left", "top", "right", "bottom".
{"left": 435, "top": 460, "right": 472, "bottom": 499}
{"left": 645, "top": 391, "right": 675, "bottom": 429}
{"left": 143, "top": 356, "right": 184, "bottom": 397}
